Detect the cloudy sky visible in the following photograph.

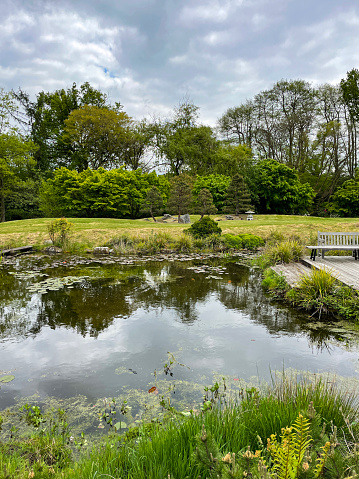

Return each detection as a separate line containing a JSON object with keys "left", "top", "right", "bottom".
{"left": 1, "top": 0, "right": 359, "bottom": 125}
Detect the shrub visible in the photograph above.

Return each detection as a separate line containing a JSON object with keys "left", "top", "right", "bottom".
{"left": 223, "top": 233, "right": 264, "bottom": 250}
{"left": 186, "top": 216, "right": 222, "bottom": 238}
{"left": 47, "top": 218, "right": 73, "bottom": 249}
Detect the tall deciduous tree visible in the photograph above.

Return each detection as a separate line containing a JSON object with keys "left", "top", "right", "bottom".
{"left": 151, "top": 101, "right": 218, "bottom": 175}
{"left": 63, "top": 105, "right": 132, "bottom": 170}
{"left": 0, "top": 133, "right": 36, "bottom": 222}
{"left": 14, "top": 82, "right": 109, "bottom": 171}
{"left": 253, "top": 159, "right": 314, "bottom": 214}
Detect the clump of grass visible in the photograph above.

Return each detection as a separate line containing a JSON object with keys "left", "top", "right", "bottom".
{"left": 254, "top": 240, "right": 304, "bottom": 268}
{"left": 296, "top": 267, "right": 337, "bottom": 299}
{"left": 174, "top": 234, "right": 193, "bottom": 252}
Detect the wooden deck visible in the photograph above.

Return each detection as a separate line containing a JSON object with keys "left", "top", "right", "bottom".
{"left": 271, "top": 256, "right": 359, "bottom": 290}
{"left": 302, "top": 256, "right": 359, "bottom": 290}
{"left": 271, "top": 262, "right": 310, "bottom": 288}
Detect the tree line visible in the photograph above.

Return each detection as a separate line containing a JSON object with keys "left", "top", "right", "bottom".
{"left": 1, "top": 69, "right": 359, "bottom": 222}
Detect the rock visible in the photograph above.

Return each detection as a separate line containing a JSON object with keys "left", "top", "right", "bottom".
{"left": 163, "top": 213, "right": 172, "bottom": 219}
{"left": 93, "top": 247, "right": 110, "bottom": 255}
{"left": 43, "top": 246, "right": 63, "bottom": 254}
{"left": 178, "top": 214, "right": 191, "bottom": 224}
{"left": 43, "top": 239, "right": 53, "bottom": 245}
{"left": 226, "top": 215, "right": 234, "bottom": 220}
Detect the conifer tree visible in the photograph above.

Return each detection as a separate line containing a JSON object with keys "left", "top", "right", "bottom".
{"left": 195, "top": 188, "right": 217, "bottom": 218}
{"left": 225, "top": 173, "right": 252, "bottom": 215}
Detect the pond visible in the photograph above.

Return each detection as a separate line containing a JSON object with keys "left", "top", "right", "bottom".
{"left": 1, "top": 253, "right": 359, "bottom": 434}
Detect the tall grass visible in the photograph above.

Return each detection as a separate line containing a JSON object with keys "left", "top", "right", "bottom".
{"left": 254, "top": 239, "right": 304, "bottom": 268}
{"left": 4, "top": 374, "right": 351, "bottom": 479}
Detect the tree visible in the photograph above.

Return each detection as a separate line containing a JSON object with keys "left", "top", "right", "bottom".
{"left": 340, "top": 69, "right": 359, "bottom": 122}
{"left": 193, "top": 174, "right": 231, "bottom": 213}
{"left": 166, "top": 173, "right": 194, "bottom": 221}
{"left": 14, "top": 82, "right": 109, "bottom": 171}
{"left": 0, "top": 133, "right": 37, "bottom": 222}
{"left": 224, "top": 174, "right": 252, "bottom": 215}
{"left": 39, "top": 167, "right": 169, "bottom": 219}
{"left": 329, "top": 177, "right": 359, "bottom": 217}
{"left": 141, "top": 186, "right": 164, "bottom": 221}
{"left": 253, "top": 159, "right": 314, "bottom": 214}
{"left": 151, "top": 101, "right": 219, "bottom": 175}
{"left": 194, "top": 188, "right": 217, "bottom": 218}
{"left": 63, "top": 105, "right": 132, "bottom": 170}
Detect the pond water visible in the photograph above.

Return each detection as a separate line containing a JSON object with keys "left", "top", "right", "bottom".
{"left": 1, "top": 253, "right": 359, "bottom": 434}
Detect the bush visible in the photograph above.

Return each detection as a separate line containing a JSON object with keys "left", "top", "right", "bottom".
{"left": 47, "top": 218, "right": 73, "bottom": 249}
{"left": 186, "top": 216, "right": 222, "bottom": 238}
{"left": 223, "top": 233, "right": 264, "bottom": 250}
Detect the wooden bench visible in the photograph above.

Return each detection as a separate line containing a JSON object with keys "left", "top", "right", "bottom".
{"left": 306, "top": 232, "right": 359, "bottom": 261}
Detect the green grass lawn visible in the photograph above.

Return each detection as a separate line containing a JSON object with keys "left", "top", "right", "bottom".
{"left": 0, "top": 215, "right": 359, "bottom": 249}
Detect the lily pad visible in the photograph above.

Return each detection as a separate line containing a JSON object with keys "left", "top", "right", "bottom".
{"left": 114, "top": 421, "right": 127, "bottom": 430}
{"left": 0, "top": 375, "right": 15, "bottom": 383}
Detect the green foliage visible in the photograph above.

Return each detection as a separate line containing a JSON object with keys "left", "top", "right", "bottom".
{"left": 224, "top": 173, "right": 252, "bottom": 215}
{"left": 151, "top": 100, "right": 219, "bottom": 175}
{"left": 255, "top": 240, "right": 304, "bottom": 267}
{"left": 265, "top": 414, "right": 312, "bottom": 479}
{"left": 223, "top": 233, "right": 264, "bottom": 250}
{"left": 140, "top": 186, "right": 164, "bottom": 221}
{"left": 63, "top": 105, "right": 133, "bottom": 171}
{"left": 166, "top": 173, "right": 194, "bottom": 220}
{"left": 14, "top": 82, "right": 109, "bottom": 171}
{"left": 193, "top": 174, "right": 231, "bottom": 212}
{"left": 48, "top": 218, "right": 73, "bottom": 248}
{"left": 253, "top": 159, "right": 315, "bottom": 214}
{"left": 262, "top": 269, "right": 289, "bottom": 296}
{"left": 329, "top": 176, "right": 359, "bottom": 217}
{"left": 39, "top": 167, "right": 169, "bottom": 218}
{"left": 187, "top": 216, "right": 222, "bottom": 238}
{"left": 193, "top": 188, "right": 218, "bottom": 218}
{"left": 340, "top": 68, "right": 359, "bottom": 121}
{"left": 286, "top": 268, "right": 359, "bottom": 320}
{"left": 0, "top": 132, "right": 37, "bottom": 222}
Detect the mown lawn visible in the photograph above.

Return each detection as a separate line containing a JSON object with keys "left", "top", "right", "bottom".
{"left": 0, "top": 215, "right": 358, "bottom": 249}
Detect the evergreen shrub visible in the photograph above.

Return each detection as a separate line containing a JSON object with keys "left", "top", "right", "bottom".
{"left": 186, "top": 216, "right": 222, "bottom": 238}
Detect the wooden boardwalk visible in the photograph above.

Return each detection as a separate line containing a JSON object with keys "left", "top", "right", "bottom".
{"left": 271, "top": 256, "right": 359, "bottom": 290}
{"left": 271, "top": 262, "right": 310, "bottom": 287}
{"left": 302, "top": 256, "right": 359, "bottom": 290}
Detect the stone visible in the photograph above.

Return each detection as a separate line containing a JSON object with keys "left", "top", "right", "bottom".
{"left": 93, "top": 247, "right": 110, "bottom": 255}
{"left": 43, "top": 246, "right": 63, "bottom": 254}
{"left": 226, "top": 215, "right": 234, "bottom": 220}
{"left": 178, "top": 214, "right": 191, "bottom": 224}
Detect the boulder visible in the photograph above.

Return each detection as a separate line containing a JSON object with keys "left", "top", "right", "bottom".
{"left": 93, "top": 247, "right": 110, "bottom": 255}
{"left": 225, "top": 215, "right": 234, "bottom": 220}
{"left": 179, "top": 214, "right": 191, "bottom": 224}
{"left": 43, "top": 246, "right": 62, "bottom": 254}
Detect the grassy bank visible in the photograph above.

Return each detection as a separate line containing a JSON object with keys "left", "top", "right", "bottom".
{"left": 0, "top": 215, "right": 359, "bottom": 250}
{"left": 1, "top": 375, "right": 359, "bottom": 478}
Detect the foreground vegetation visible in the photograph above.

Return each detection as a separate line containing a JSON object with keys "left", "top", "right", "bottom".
{"left": 1, "top": 375, "right": 359, "bottom": 478}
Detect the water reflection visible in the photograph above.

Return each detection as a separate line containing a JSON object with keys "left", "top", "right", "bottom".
{"left": 0, "top": 258, "right": 357, "bottom": 349}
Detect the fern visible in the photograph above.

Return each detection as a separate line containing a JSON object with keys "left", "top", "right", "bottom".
{"left": 266, "top": 413, "right": 312, "bottom": 479}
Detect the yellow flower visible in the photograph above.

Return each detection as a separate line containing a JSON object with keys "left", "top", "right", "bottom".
{"left": 302, "top": 462, "right": 310, "bottom": 471}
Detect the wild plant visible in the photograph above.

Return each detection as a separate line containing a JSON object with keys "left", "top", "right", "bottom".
{"left": 47, "top": 217, "right": 73, "bottom": 249}
{"left": 174, "top": 234, "right": 193, "bottom": 252}
{"left": 254, "top": 240, "right": 304, "bottom": 267}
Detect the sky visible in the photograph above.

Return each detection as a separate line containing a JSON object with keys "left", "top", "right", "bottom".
{"left": 1, "top": 0, "right": 359, "bottom": 126}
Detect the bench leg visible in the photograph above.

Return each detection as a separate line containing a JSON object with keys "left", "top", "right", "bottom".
{"left": 310, "top": 249, "right": 316, "bottom": 261}
{"left": 322, "top": 249, "right": 325, "bottom": 259}
{"left": 355, "top": 250, "right": 358, "bottom": 260}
